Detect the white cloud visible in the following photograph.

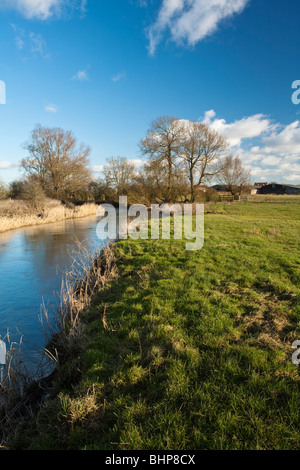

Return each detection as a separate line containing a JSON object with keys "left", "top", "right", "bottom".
{"left": 259, "top": 155, "right": 281, "bottom": 167}
{"left": 261, "top": 121, "right": 300, "bottom": 155}
{"left": 130, "top": 158, "right": 145, "bottom": 169}
{"left": 0, "top": 161, "right": 17, "bottom": 170}
{"left": 148, "top": 0, "right": 250, "bottom": 55}
{"left": 45, "top": 103, "right": 58, "bottom": 113}
{"left": 112, "top": 71, "right": 126, "bottom": 83}
{"left": 72, "top": 69, "right": 89, "bottom": 81}
{"left": 203, "top": 110, "right": 272, "bottom": 147}
{"left": 0, "top": 0, "right": 86, "bottom": 20}
{"left": 203, "top": 109, "right": 216, "bottom": 124}
{"left": 285, "top": 173, "right": 300, "bottom": 182}
{"left": 201, "top": 110, "right": 300, "bottom": 184}
{"left": 1, "top": 0, "right": 62, "bottom": 19}
{"left": 93, "top": 164, "right": 104, "bottom": 173}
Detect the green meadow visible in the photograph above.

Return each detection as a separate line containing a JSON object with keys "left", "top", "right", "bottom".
{"left": 15, "top": 201, "right": 300, "bottom": 450}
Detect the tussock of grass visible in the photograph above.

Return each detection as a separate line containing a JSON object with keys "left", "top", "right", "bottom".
{"left": 5, "top": 202, "right": 300, "bottom": 450}
{"left": 0, "top": 199, "right": 98, "bottom": 233}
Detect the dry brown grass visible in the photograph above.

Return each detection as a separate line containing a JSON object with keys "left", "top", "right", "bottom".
{"left": 0, "top": 199, "right": 98, "bottom": 233}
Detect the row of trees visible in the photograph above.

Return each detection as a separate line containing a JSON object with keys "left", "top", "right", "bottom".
{"left": 96, "top": 116, "right": 250, "bottom": 203}
{"left": 1, "top": 117, "right": 251, "bottom": 206}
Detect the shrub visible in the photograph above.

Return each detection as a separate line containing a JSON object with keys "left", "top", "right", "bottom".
{"left": 20, "top": 179, "right": 46, "bottom": 212}
{"left": 205, "top": 187, "right": 220, "bottom": 202}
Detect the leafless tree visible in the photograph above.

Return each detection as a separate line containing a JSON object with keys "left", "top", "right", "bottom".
{"left": 140, "top": 116, "right": 185, "bottom": 202}
{"left": 218, "top": 154, "right": 251, "bottom": 196}
{"left": 180, "top": 121, "right": 228, "bottom": 202}
{"left": 102, "top": 157, "right": 137, "bottom": 195}
{"left": 20, "top": 125, "right": 92, "bottom": 201}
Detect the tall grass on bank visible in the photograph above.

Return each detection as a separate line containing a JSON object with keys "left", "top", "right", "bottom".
{"left": 0, "top": 240, "right": 117, "bottom": 448}
{"left": 0, "top": 199, "right": 98, "bottom": 233}
{"left": 41, "top": 240, "right": 118, "bottom": 387}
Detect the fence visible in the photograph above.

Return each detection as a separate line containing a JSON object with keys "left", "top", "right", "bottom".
{"left": 219, "top": 195, "right": 235, "bottom": 202}
{"left": 219, "top": 195, "right": 249, "bottom": 202}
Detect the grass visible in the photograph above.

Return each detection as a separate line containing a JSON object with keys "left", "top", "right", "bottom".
{"left": 247, "top": 194, "right": 300, "bottom": 204}
{"left": 0, "top": 199, "right": 98, "bottom": 233}
{"left": 4, "top": 200, "right": 300, "bottom": 450}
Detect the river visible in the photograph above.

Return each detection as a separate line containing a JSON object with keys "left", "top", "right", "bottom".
{"left": 0, "top": 215, "right": 104, "bottom": 378}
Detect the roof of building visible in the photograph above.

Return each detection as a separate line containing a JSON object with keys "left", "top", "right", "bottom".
{"left": 266, "top": 183, "right": 300, "bottom": 189}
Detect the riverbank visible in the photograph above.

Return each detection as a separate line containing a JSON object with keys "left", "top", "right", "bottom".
{"left": 2, "top": 201, "right": 300, "bottom": 450}
{"left": 0, "top": 199, "right": 98, "bottom": 233}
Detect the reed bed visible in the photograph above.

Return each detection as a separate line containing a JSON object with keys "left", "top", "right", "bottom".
{"left": 42, "top": 240, "right": 118, "bottom": 365}
{"left": 0, "top": 199, "right": 98, "bottom": 233}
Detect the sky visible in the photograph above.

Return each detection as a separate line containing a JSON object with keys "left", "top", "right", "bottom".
{"left": 0, "top": 0, "right": 300, "bottom": 184}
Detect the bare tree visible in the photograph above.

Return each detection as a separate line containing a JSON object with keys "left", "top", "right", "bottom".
{"left": 180, "top": 121, "right": 228, "bottom": 202}
{"left": 88, "top": 178, "right": 115, "bottom": 203}
{"left": 140, "top": 116, "right": 185, "bottom": 202}
{"left": 133, "top": 159, "right": 171, "bottom": 204}
{"left": 102, "top": 157, "right": 137, "bottom": 195}
{"left": 20, "top": 125, "right": 92, "bottom": 201}
{"left": 218, "top": 155, "right": 251, "bottom": 196}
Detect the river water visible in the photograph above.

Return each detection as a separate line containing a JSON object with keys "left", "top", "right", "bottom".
{"left": 0, "top": 215, "right": 103, "bottom": 377}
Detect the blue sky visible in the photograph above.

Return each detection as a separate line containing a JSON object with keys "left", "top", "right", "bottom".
{"left": 0, "top": 0, "right": 300, "bottom": 184}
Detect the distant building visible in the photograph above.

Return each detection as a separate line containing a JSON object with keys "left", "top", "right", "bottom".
{"left": 197, "top": 185, "right": 209, "bottom": 193}
{"left": 258, "top": 183, "right": 300, "bottom": 195}
{"left": 212, "top": 184, "right": 258, "bottom": 195}
{"left": 211, "top": 185, "right": 229, "bottom": 192}
{"left": 249, "top": 186, "right": 258, "bottom": 195}
{"left": 254, "top": 182, "right": 268, "bottom": 188}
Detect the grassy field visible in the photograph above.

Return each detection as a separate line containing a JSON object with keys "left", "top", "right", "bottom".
{"left": 247, "top": 194, "right": 300, "bottom": 203}
{"left": 0, "top": 199, "right": 98, "bottom": 233}
{"left": 7, "top": 200, "right": 300, "bottom": 450}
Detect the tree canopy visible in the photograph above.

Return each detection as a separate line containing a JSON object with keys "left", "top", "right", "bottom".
{"left": 21, "top": 125, "right": 92, "bottom": 201}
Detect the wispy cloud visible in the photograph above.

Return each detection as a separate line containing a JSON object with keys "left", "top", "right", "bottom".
{"left": 29, "top": 32, "right": 50, "bottom": 59}
{"left": 112, "top": 71, "right": 126, "bottom": 83}
{"left": 16, "top": 36, "right": 25, "bottom": 50}
{"left": 45, "top": 103, "right": 58, "bottom": 113}
{"left": 72, "top": 69, "right": 89, "bottom": 81}
{"left": 11, "top": 24, "right": 50, "bottom": 58}
{"left": 10, "top": 23, "right": 25, "bottom": 50}
{"left": 0, "top": 161, "right": 17, "bottom": 170}
{"left": 0, "top": 0, "right": 87, "bottom": 20}
{"left": 148, "top": 0, "right": 250, "bottom": 55}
